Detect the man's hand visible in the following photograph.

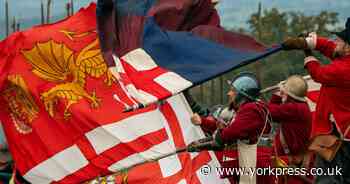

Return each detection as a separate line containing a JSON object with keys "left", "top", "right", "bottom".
{"left": 282, "top": 37, "right": 308, "bottom": 50}
{"left": 191, "top": 113, "right": 202, "bottom": 125}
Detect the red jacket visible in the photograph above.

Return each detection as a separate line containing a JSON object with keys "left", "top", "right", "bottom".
{"left": 268, "top": 94, "right": 312, "bottom": 155}
{"left": 304, "top": 37, "right": 350, "bottom": 140}
{"left": 218, "top": 101, "right": 270, "bottom": 144}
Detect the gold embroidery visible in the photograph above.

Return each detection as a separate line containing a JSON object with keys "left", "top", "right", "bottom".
{"left": 60, "top": 30, "right": 96, "bottom": 41}
{"left": 2, "top": 75, "right": 39, "bottom": 134}
{"left": 22, "top": 39, "right": 115, "bottom": 119}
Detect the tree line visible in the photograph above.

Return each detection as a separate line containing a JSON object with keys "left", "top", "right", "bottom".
{"left": 190, "top": 7, "right": 340, "bottom": 107}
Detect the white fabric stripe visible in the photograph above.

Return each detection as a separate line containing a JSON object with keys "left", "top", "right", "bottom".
{"left": 122, "top": 48, "right": 158, "bottom": 71}
{"left": 117, "top": 80, "right": 138, "bottom": 105}
{"left": 167, "top": 94, "right": 204, "bottom": 145}
{"left": 125, "top": 84, "right": 149, "bottom": 105}
{"left": 304, "top": 56, "right": 318, "bottom": 66}
{"left": 137, "top": 89, "right": 159, "bottom": 104}
{"left": 23, "top": 145, "right": 88, "bottom": 184}
{"left": 178, "top": 179, "right": 187, "bottom": 184}
{"left": 167, "top": 94, "right": 230, "bottom": 183}
{"left": 108, "top": 140, "right": 173, "bottom": 172}
{"left": 157, "top": 95, "right": 184, "bottom": 177}
{"left": 158, "top": 154, "right": 183, "bottom": 177}
{"left": 111, "top": 55, "right": 125, "bottom": 73}
{"left": 305, "top": 32, "right": 317, "bottom": 49}
{"left": 154, "top": 72, "right": 193, "bottom": 94}
{"left": 85, "top": 109, "right": 167, "bottom": 154}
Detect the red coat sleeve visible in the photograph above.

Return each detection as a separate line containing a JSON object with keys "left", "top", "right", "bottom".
{"left": 200, "top": 116, "right": 217, "bottom": 134}
{"left": 268, "top": 101, "right": 302, "bottom": 122}
{"left": 220, "top": 103, "right": 265, "bottom": 143}
{"left": 305, "top": 60, "right": 350, "bottom": 87}
{"left": 315, "top": 37, "right": 336, "bottom": 59}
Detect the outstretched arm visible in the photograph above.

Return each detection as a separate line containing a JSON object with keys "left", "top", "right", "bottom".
{"left": 305, "top": 33, "right": 336, "bottom": 59}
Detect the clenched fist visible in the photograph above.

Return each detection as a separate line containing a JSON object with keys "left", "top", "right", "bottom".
{"left": 191, "top": 113, "right": 202, "bottom": 125}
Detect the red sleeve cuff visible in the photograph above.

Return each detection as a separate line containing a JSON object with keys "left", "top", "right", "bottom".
{"left": 200, "top": 116, "right": 217, "bottom": 134}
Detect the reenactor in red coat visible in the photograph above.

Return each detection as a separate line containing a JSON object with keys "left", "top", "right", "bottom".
{"left": 282, "top": 17, "right": 350, "bottom": 184}
{"left": 188, "top": 72, "right": 272, "bottom": 184}
{"left": 191, "top": 75, "right": 313, "bottom": 184}
{"left": 268, "top": 75, "right": 313, "bottom": 184}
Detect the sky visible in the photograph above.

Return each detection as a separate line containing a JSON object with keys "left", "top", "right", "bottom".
{"left": 0, "top": 0, "right": 349, "bottom": 40}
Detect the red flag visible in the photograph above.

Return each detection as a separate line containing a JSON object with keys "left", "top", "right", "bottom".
{"left": 0, "top": 4, "right": 228, "bottom": 184}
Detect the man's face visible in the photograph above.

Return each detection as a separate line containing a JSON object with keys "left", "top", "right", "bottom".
{"left": 334, "top": 37, "right": 350, "bottom": 56}
{"left": 227, "top": 88, "right": 237, "bottom": 104}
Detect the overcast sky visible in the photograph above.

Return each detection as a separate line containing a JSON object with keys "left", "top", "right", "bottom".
{"left": 0, "top": 0, "right": 349, "bottom": 39}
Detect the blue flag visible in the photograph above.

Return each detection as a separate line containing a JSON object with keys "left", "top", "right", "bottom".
{"left": 96, "top": 0, "right": 281, "bottom": 111}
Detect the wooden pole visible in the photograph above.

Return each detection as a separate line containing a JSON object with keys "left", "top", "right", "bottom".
{"left": 46, "top": 0, "right": 52, "bottom": 23}
{"left": 5, "top": 0, "right": 9, "bottom": 36}
{"left": 41, "top": 0, "right": 45, "bottom": 24}
{"left": 255, "top": 2, "right": 263, "bottom": 83}
{"left": 66, "top": 3, "right": 71, "bottom": 17}
{"left": 70, "top": 0, "right": 74, "bottom": 15}
{"left": 11, "top": 17, "right": 16, "bottom": 33}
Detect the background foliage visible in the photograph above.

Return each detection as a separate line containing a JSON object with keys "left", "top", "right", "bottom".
{"left": 190, "top": 7, "right": 340, "bottom": 107}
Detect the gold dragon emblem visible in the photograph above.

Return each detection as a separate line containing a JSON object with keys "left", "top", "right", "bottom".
{"left": 21, "top": 39, "right": 115, "bottom": 119}
{"left": 2, "top": 75, "right": 39, "bottom": 134}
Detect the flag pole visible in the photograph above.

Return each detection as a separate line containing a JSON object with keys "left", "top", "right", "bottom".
{"left": 70, "top": 0, "right": 74, "bottom": 16}
{"left": 254, "top": 2, "right": 263, "bottom": 82}
{"left": 5, "top": 0, "right": 9, "bottom": 36}
{"left": 41, "top": 0, "right": 45, "bottom": 24}
{"left": 46, "top": 0, "right": 52, "bottom": 23}
{"left": 260, "top": 75, "right": 311, "bottom": 94}
{"left": 66, "top": 3, "right": 71, "bottom": 17}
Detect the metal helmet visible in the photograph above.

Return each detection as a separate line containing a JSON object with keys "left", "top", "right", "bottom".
{"left": 281, "top": 75, "right": 308, "bottom": 102}
{"left": 227, "top": 72, "right": 261, "bottom": 104}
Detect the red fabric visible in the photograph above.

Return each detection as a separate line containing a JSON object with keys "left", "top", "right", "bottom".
{"left": 220, "top": 101, "right": 271, "bottom": 144}
{"left": 306, "top": 90, "right": 320, "bottom": 102}
{"left": 268, "top": 95, "right": 312, "bottom": 155}
{"left": 314, "top": 37, "right": 337, "bottom": 59}
{"left": 305, "top": 37, "right": 350, "bottom": 139}
{"left": 0, "top": 4, "right": 219, "bottom": 183}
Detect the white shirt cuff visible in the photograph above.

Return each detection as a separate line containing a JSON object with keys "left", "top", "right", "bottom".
{"left": 304, "top": 56, "right": 318, "bottom": 66}
{"left": 305, "top": 32, "right": 317, "bottom": 49}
